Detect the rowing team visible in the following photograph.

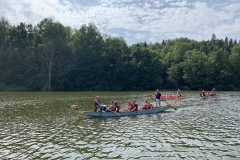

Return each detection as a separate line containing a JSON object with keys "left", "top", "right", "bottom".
{"left": 124, "top": 100, "right": 152, "bottom": 111}
{"left": 94, "top": 96, "right": 153, "bottom": 113}
{"left": 200, "top": 88, "right": 217, "bottom": 97}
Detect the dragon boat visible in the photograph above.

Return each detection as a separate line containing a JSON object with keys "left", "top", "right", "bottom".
{"left": 71, "top": 105, "right": 176, "bottom": 117}
{"left": 83, "top": 106, "right": 173, "bottom": 117}
{"left": 200, "top": 93, "right": 218, "bottom": 99}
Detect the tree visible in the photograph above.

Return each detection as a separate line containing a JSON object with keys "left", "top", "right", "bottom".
{"left": 229, "top": 45, "right": 240, "bottom": 71}
{"left": 229, "top": 38, "right": 233, "bottom": 48}
{"left": 103, "top": 36, "right": 130, "bottom": 90}
{"left": 166, "top": 64, "right": 181, "bottom": 88}
{"left": 0, "top": 17, "right": 10, "bottom": 53}
{"left": 162, "top": 39, "right": 166, "bottom": 45}
{"left": 228, "top": 45, "right": 240, "bottom": 89}
{"left": 211, "top": 33, "right": 216, "bottom": 40}
{"left": 72, "top": 23, "right": 106, "bottom": 90}
{"left": 2, "top": 22, "right": 36, "bottom": 89}
{"left": 36, "top": 18, "right": 68, "bottom": 90}
{"left": 208, "top": 48, "right": 232, "bottom": 90}
{"left": 224, "top": 37, "right": 228, "bottom": 44}
{"left": 0, "top": 18, "right": 10, "bottom": 88}
{"left": 180, "top": 50, "right": 215, "bottom": 89}
{"left": 233, "top": 39, "right": 238, "bottom": 45}
{"left": 130, "top": 45, "right": 163, "bottom": 90}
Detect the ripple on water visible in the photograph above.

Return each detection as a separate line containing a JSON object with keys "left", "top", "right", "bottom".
{"left": 0, "top": 91, "right": 240, "bottom": 159}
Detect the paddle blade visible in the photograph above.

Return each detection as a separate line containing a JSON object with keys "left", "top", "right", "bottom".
{"left": 171, "top": 97, "right": 178, "bottom": 110}
{"left": 76, "top": 110, "right": 84, "bottom": 114}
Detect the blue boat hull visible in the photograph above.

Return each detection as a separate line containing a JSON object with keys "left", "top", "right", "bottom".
{"left": 83, "top": 106, "right": 172, "bottom": 117}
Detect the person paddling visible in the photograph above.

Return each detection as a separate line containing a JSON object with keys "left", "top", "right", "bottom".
{"left": 93, "top": 96, "right": 106, "bottom": 112}
{"left": 177, "top": 89, "right": 182, "bottom": 97}
{"left": 114, "top": 103, "right": 120, "bottom": 113}
{"left": 106, "top": 101, "right": 115, "bottom": 112}
{"left": 142, "top": 100, "right": 152, "bottom": 110}
{"left": 212, "top": 88, "right": 216, "bottom": 95}
{"left": 130, "top": 100, "right": 138, "bottom": 111}
{"left": 124, "top": 100, "right": 133, "bottom": 111}
{"left": 200, "top": 90, "right": 206, "bottom": 97}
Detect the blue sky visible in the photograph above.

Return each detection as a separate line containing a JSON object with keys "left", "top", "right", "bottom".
{"left": 1, "top": 0, "right": 240, "bottom": 45}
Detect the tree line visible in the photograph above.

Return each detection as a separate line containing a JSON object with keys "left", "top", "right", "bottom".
{"left": 0, "top": 17, "right": 240, "bottom": 91}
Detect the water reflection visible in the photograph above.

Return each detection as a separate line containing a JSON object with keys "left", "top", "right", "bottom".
{"left": 0, "top": 91, "right": 240, "bottom": 159}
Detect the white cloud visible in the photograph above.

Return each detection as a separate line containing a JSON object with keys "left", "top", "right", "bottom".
{"left": 214, "top": 18, "right": 240, "bottom": 39}
{"left": 223, "top": 2, "right": 240, "bottom": 12}
{"left": 135, "top": 33, "right": 146, "bottom": 39}
{"left": 0, "top": 0, "right": 239, "bottom": 45}
{"left": 169, "top": 0, "right": 188, "bottom": 7}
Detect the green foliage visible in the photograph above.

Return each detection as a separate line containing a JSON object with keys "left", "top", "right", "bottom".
{"left": 180, "top": 50, "right": 215, "bottom": 89}
{"left": 0, "top": 18, "right": 10, "bottom": 53}
{"left": 166, "top": 64, "right": 181, "bottom": 88}
{"left": 228, "top": 45, "right": 240, "bottom": 89}
{"left": 0, "top": 17, "right": 240, "bottom": 91}
{"left": 229, "top": 45, "right": 240, "bottom": 71}
{"left": 35, "top": 18, "right": 70, "bottom": 90}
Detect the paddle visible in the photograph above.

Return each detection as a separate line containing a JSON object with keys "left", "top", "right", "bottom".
{"left": 172, "top": 97, "right": 178, "bottom": 110}
{"left": 71, "top": 105, "right": 88, "bottom": 114}
{"left": 163, "top": 100, "right": 177, "bottom": 110}
{"left": 76, "top": 109, "right": 84, "bottom": 114}
{"left": 148, "top": 94, "right": 155, "bottom": 101}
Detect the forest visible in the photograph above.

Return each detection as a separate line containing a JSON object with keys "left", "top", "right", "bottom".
{"left": 0, "top": 17, "right": 240, "bottom": 91}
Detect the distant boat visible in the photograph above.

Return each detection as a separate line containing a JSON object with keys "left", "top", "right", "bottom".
{"left": 200, "top": 93, "right": 218, "bottom": 99}
{"left": 149, "top": 94, "right": 184, "bottom": 101}
{"left": 162, "top": 95, "right": 186, "bottom": 100}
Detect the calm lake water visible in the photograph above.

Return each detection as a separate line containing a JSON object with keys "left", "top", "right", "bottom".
{"left": 0, "top": 91, "right": 240, "bottom": 160}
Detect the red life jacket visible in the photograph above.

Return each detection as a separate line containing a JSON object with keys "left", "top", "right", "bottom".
{"left": 132, "top": 104, "right": 138, "bottom": 111}
{"left": 108, "top": 104, "right": 114, "bottom": 111}
{"left": 130, "top": 103, "right": 135, "bottom": 110}
{"left": 146, "top": 104, "right": 152, "bottom": 110}
{"left": 143, "top": 103, "right": 147, "bottom": 109}
{"left": 94, "top": 99, "right": 100, "bottom": 106}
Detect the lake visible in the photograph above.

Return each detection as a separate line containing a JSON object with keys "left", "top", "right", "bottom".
{"left": 0, "top": 91, "right": 239, "bottom": 159}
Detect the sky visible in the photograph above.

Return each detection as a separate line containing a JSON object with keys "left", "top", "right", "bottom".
{"left": 1, "top": 0, "right": 240, "bottom": 45}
